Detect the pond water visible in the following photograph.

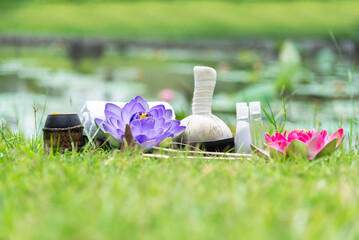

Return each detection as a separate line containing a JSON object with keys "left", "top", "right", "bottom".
{"left": 0, "top": 41, "right": 358, "bottom": 139}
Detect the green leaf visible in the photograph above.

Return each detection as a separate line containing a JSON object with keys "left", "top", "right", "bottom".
{"left": 159, "top": 138, "right": 172, "bottom": 148}
{"left": 104, "top": 133, "right": 121, "bottom": 149}
{"left": 250, "top": 144, "right": 270, "bottom": 159}
{"left": 279, "top": 97, "right": 287, "bottom": 133}
{"left": 262, "top": 106, "right": 276, "bottom": 128}
{"left": 286, "top": 140, "right": 308, "bottom": 161}
{"left": 314, "top": 138, "right": 338, "bottom": 159}
{"left": 269, "top": 147, "right": 286, "bottom": 161}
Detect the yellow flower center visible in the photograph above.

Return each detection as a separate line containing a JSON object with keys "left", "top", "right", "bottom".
{"left": 296, "top": 129, "right": 309, "bottom": 133}
{"left": 139, "top": 112, "right": 149, "bottom": 120}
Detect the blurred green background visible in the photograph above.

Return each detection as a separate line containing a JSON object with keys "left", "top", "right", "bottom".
{"left": 1, "top": 0, "right": 359, "bottom": 38}
{"left": 0, "top": 0, "right": 358, "bottom": 136}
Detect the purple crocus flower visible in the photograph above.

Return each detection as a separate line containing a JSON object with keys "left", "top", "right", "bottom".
{"left": 95, "top": 96, "right": 185, "bottom": 149}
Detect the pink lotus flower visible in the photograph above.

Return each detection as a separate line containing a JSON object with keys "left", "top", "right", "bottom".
{"left": 252, "top": 129, "right": 343, "bottom": 160}
{"left": 158, "top": 88, "right": 175, "bottom": 102}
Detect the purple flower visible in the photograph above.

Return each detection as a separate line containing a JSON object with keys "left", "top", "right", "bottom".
{"left": 95, "top": 96, "right": 185, "bottom": 149}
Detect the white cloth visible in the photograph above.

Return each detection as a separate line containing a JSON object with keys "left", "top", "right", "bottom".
{"left": 81, "top": 100, "right": 175, "bottom": 139}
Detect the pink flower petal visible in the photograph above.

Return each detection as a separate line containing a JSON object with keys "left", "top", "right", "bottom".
{"left": 267, "top": 142, "right": 285, "bottom": 153}
{"left": 307, "top": 134, "right": 325, "bottom": 160}
{"left": 275, "top": 132, "right": 287, "bottom": 142}
{"left": 310, "top": 128, "right": 318, "bottom": 138}
{"left": 320, "top": 130, "right": 328, "bottom": 142}
{"left": 326, "top": 128, "right": 344, "bottom": 148}
{"left": 265, "top": 134, "right": 273, "bottom": 144}
{"left": 298, "top": 130, "right": 311, "bottom": 143}
{"left": 288, "top": 131, "right": 299, "bottom": 142}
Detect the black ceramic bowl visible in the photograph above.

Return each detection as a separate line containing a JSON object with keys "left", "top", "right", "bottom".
{"left": 44, "top": 113, "right": 82, "bottom": 129}
{"left": 175, "top": 137, "right": 235, "bottom": 152}
{"left": 198, "top": 138, "right": 235, "bottom": 152}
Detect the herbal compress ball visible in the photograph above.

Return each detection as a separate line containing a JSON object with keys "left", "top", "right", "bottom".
{"left": 181, "top": 66, "right": 233, "bottom": 143}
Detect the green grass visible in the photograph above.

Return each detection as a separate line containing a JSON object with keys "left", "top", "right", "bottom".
{"left": 1, "top": 131, "right": 359, "bottom": 239}
{"left": 1, "top": 1, "right": 359, "bottom": 39}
